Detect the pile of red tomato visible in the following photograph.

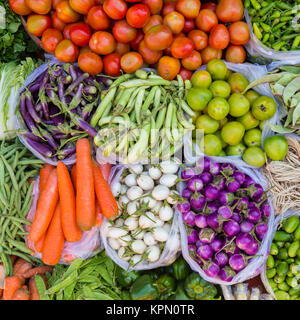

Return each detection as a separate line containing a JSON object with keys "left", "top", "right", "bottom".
{"left": 9, "top": 0, "right": 250, "bottom": 80}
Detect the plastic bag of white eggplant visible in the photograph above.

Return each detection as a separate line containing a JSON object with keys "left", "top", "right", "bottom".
{"left": 100, "top": 161, "right": 181, "bottom": 271}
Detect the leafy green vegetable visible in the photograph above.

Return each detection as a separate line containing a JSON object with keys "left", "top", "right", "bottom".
{"left": 42, "top": 251, "right": 124, "bottom": 300}
{"left": 0, "top": 1, "right": 39, "bottom": 63}
{"left": 0, "top": 57, "right": 37, "bottom": 139}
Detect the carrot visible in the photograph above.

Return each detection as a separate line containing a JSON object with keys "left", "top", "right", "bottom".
{"left": 12, "top": 287, "right": 30, "bottom": 300}
{"left": 94, "top": 200, "right": 104, "bottom": 227}
{"left": 3, "top": 276, "right": 22, "bottom": 300}
{"left": 29, "top": 169, "right": 59, "bottom": 243}
{"left": 34, "top": 233, "right": 46, "bottom": 253}
{"left": 41, "top": 203, "right": 64, "bottom": 266}
{"left": 57, "top": 162, "right": 82, "bottom": 242}
{"left": 93, "top": 162, "right": 118, "bottom": 219}
{"left": 71, "top": 164, "right": 77, "bottom": 190}
{"left": 76, "top": 138, "right": 95, "bottom": 231}
{"left": 39, "top": 164, "right": 55, "bottom": 192}
{"left": 98, "top": 163, "right": 112, "bottom": 182}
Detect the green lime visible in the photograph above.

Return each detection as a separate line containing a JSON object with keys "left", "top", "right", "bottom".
{"left": 263, "top": 135, "right": 288, "bottom": 161}
{"left": 221, "top": 121, "right": 245, "bottom": 146}
{"left": 228, "top": 72, "right": 249, "bottom": 93}
{"left": 243, "top": 147, "right": 266, "bottom": 167}
{"left": 245, "top": 89, "right": 260, "bottom": 106}
{"left": 228, "top": 93, "right": 250, "bottom": 117}
{"left": 187, "top": 87, "right": 213, "bottom": 111}
{"left": 209, "top": 80, "right": 231, "bottom": 98}
{"left": 206, "top": 59, "right": 228, "bottom": 80}
{"left": 251, "top": 96, "right": 277, "bottom": 120}
{"left": 207, "top": 97, "right": 230, "bottom": 120}
{"left": 191, "top": 70, "right": 212, "bottom": 88}
{"left": 196, "top": 114, "right": 219, "bottom": 134}
{"left": 244, "top": 128, "right": 262, "bottom": 147}
{"left": 237, "top": 111, "right": 259, "bottom": 130}
{"left": 200, "top": 134, "right": 223, "bottom": 156}
{"left": 226, "top": 143, "right": 246, "bottom": 156}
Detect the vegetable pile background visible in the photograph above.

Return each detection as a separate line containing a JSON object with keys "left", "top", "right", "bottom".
{"left": 0, "top": 0, "right": 299, "bottom": 301}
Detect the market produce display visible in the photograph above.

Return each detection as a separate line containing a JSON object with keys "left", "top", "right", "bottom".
{"left": 265, "top": 215, "right": 300, "bottom": 300}
{"left": 93, "top": 70, "right": 195, "bottom": 163}
{"left": 186, "top": 59, "right": 285, "bottom": 166}
{"left": 246, "top": 0, "right": 300, "bottom": 51}
{"left": 104, "top": 161, "right": 180, "bottom": 267}
{"left": 0, "top": 0, "right": 299, "bottom": 302}
{"left": 8, "top": 0, "right": 250, "bottom": 78}
{"left": 178, "top": 158, "right": 271, "bottom": 281}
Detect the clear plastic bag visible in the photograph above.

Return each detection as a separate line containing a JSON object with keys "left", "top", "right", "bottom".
{"left": 260, "top": 209, "right": 300, "bottom": 300}
{"left": 100, "top": 165, "right": 181, "bottom": 271}
{"left": 178, "top": 156, "right": 275, "bottom": 286}
{"left": 25, "top": 176, "right": 102, "bottom": 265}
{"left": 186, "top": 61, "right": 279, "bottom": 164}
{"left": 244, "top": 10, "right": 300, "bottom": 64}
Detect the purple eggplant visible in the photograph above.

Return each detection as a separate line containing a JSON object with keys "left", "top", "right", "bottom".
{"left": 199, "top": 227, "right": 216, "bottom": 244}
{"left": 255, "top": 223, "right": 268, "bottom": 238}
{"left": 210, "top": 237, "right": 224, "bottom": 252}
{"left": 225, "top": 177, "right": 240, "bottom": 193}
{"left": 219, "top": 190, "right": 235, "bottom": 205}
{"left": 247, "top": 183, "right": 264, "bottom": 202}
{"left": 240, "top": 221, "right": 254, "bottom": 233}
{"left": 181, "top": 167, "right": 197, "bottom": 180}
{"left": 214, "top": 251, "right": 228, "bottom": 267}
{"left": 25, "top": 92, "right": 41, "bottom": 123}
{"left": 233, "top": 171, "right": 245, "bottom": 185}
{"left": 218, "top": 205, "right": 232, "bottom": 219}
{"left": 190, "top": 193, "right": 206, "bottom": 211}
{"left": 65, "top": 72, "right": 89, "bottom": 96}
{"left": 218, "top": 267, "right": 235, "bottom": 282}
{"left": 260, "top": 200, "right": 271, "bottom": 218}
{"left": 206, "top": 202, "right": 219, "bottom": 214}
{"left": 25, "top": 138, "right": 54, "bottom": 158}
{"left": 207, "top": 213, "right": 222, "bottom": 230}
{"left": 244, "top": 240, "right": 259, "bottom": 255}
{"left": 182, "top": 211, "right": 196, "bottom": 227}
{"left": 187, "top": 177, "right": 204, "bottom": 192}
{"left": 243, "top": 175, "right": 255, "bottom": 188}
{"left": 246, "top": 208, "right": 261, "bottom": 224}
{"left": 209, "top": 162, "right": 221, "bottom": 176}
{"left": 231, "top": 212, "right": 242, "bottom": 223}
{"left": 182, "top": 188, "right": 192, "bottom": 199}
{"left": 204, "top": 184, "right": 219, "bottom": 201}
{"left": 236, "top": 233, "right": 254, "bottom": 251}
{"left": 223, "top": 220, "right": 240, "bottom": 237}
{"left": 188, "top": 244, "right": 196, "bottom": 253}
{"left": 177, "top": 200, "right": 191, "bottom": 213}
{"left": 203, "top": 261, "right": 220, "bottom": 277}
{"left": 195, "top": 214, "right": 208, "bottom": 229}
{"left": 199, "top": 172, "right": 212, "bottom": 184}
{"left": 197, "top": 244, "right": 213, "bottom": 260}
{"left": 187, "top": 229, "right": 198, "bottom": 244}
{"left": 229, "top": 254, "right": 248, "bottom": 272}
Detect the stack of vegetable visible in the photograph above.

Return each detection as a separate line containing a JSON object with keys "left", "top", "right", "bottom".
{"left": 9, "top": 0, "right": 250, "bottom": 79}
{"left": 1, "top": 256, "right": 52, "bottom": 300}
{"left": 18, "top": 63, "right": 104, "bottom": 162}
{"left": 178, "top": 157, "right": 271, "bottom": 281}
{"left": 106, "top": 161, "right": 180, "bottom": 267}
{"left": 246, "top": 0, "right": 300, "bottom": 51}
{"left": 186, "top": 59, "right": 284, "bottom": 166}
{"left": 93, "top": 70, "right": 195, "bottom": 163}
{"left": 0, "top": 138, "right": 43, "bottom": 273}
{"left": 221, "top": 282, "right": 273, "bottom": 300}
{"left": 26, "top": 138, "right": 117, "bottom": 266}
{"left": 245, "top": 64, "right": 300, "bottom": 136}
{"left": 265, "top": 215, "right": 300, "bottom": 300}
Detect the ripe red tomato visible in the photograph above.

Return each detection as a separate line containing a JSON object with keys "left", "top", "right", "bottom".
{"left": 179, "top": 67, "right": 193, "bottom": 81}
{"left": 70, "top": 23, "right": 91, "bottom": 47}
{"left": 188, "top": 29, "right": 208, "bottom": 51}
{"left": 126, "top": 4, "right": 150, "bottom": 28}
{"left": 138, "top": 40, "right": 162, "bottom": 64}
{"left": 209, "top": 24, "right": 230, "bottom": 50}
{"left": 103, "top": 0, "right": 127, "bottom": 20}
{"left": 89, "top": 31, "right": 116, "bottom": 55}
{"left": 9, "top": 0, "right": 32, "bottom": 15}
{"left": 112, "top": 20, "right": 137, "bottom": 43}
{"left": 79, "top": 46, "right": 92, "bottom": 54}
{"left": 201, "top": 2, "right": 217, "bottom": 11}
{"left": 142, "top": 0, "right": 162, "bottom": 14}
{"left": 115, "top": 42, "right": 130, "bottom": 55}
{"left": 200, "top": 45, "right": 222, "bottom": 64}
{"left": 125, "top": 0, "right": 142, "bottom": 2}
{"left": 56, "top": 1, "right": 81, "bottom": 23}
{"left": 78, "top": 52, "right": 103, "bottom": 75}
{"left": 225, "top": 45, "right": 246, "bottom": 63}
{"left": 27, "top": 14, "right": 51, "bottom": 37}
{"left": 170, "top": 36, "right": 194, "bottom": 59}
{"left": 25, "top": 0, "right": 51, "bottom": 14}
{"left": 195, "top": 9, "right": 218, "bottom": 33}
{"left": 143, "top": 15, "right": 162, "bottom": 34}
{"left": 176, "top": 0, "right": 200, "bottom": 19}
{"left": 181, "top": 50, "right": 201, "bottom": 70}
{"left": 52, "top": 0, "right": 64, "bottom": 9}
{"left": 87, "top": 6, "right": 110, "bottom": 30}
{"left": 120, "top": 52, "right": 143, "bottom": 73}
{"left": 130, "top": 29, "right": 144, "bottom": 51}
{"left": 55, "top": 39, "right": 79, "bottom": 62}
{"left": 163, "top": 11, "right": 185, "bottom": 34}
{"left": 41, "top": 28, "right": 63, "bottom": 53}
{"left": 157, "top": 56, "right": 180, "bottom": 80}
{"left": 103, "top": 53, "right": 121, "bottom": 76}
{"left": 63, "top": 23, "right": 77, "bottom": 39}
{"left": 144, "top": 25, "right": 173, "bottom": 51}
{"left": 228, "top": 21, "right": 250, "bottom": 45}
{"left": 162, "top": 2, "right": 176, "bottom": 16}
{"left": 69, "top": 0, "right": 95, "bottom": 14}
{"left": 182, "top": 18, "right": 195, "bottom": 33}
{"left": 51, "top": 12, "right": 66, "bottom": 31}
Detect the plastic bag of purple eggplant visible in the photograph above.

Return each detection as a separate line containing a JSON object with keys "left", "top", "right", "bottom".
{"left": 24, "top": 176, "right": 102, "bottom": 264}
{"left": 260, "top": 209, "right": 300, "bottom": 300}
{"left": 15, "top": 55, "right": 110, "bottom": 165}
{"left": 177, "top": 156, "right": 275, "bottom": 285}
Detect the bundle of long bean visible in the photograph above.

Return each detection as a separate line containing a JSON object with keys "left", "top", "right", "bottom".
{"left": 246, "top": 0, "right": 300, "bottom": 51}
{"left": 92, "top": 70, "right": 196, "bottom": 164}
{"left": 17, "top": 63, "right": 109, "bottom": 162}
{"left": 0, "top": 138, "right": 43, "bottom": 276}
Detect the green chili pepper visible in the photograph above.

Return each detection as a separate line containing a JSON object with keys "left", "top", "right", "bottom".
{"left": 260, "top": 22, "right": 271, "bottom": 32}
{"left": 250, "top": 0, "right": 261, "bottom": 10}
{"left": 244, "top": 0, "right": 251, "bottom": 8}
{"left": 253, "top": 23, "right": 263, "bottom": 39}
{"left": 271, "top": 11, "right": 281, "bottom": 19}
{"left": 248, "top": 8, "right": 257, "bottom": 16}
{"left": 262, "top": 33, "right": 270, "bottom": 43}
{"left": 259, "top": 3, "right": 275, "bottom": 16}
{"left": 292, "top": 36, "right": 300, "bottom": 50}
{"left": 276, "top": 2, "right": 293, "bottom": 10}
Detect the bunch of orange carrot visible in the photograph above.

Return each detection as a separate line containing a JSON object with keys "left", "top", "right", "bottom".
{"left": 0, "top": 256, "right": 52, "bottom": 300}
{"left": 27, "top": 138, "right": 118, "bottom": 266}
